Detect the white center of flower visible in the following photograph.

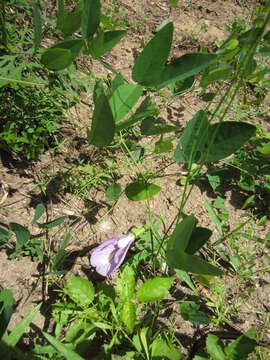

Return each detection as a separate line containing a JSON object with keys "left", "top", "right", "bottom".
{"left": 117, "top": 234, "right": 135, "bottom": 249}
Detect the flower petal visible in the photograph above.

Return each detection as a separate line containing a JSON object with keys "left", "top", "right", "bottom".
{"left": 90, "top": 234, "right": 135, "bottom": 276}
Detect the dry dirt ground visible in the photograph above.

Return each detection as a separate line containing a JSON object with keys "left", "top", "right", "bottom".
{"left": 0, "top": 0, "right": 269, "bottom": 357}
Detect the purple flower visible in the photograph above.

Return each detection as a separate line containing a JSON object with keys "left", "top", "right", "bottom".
{"left": 90, "top": 234, "right": 135, "bottom": 277}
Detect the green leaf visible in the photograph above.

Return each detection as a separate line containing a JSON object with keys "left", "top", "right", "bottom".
{"left": 121, "top": 300, "right": 136, "bottom": 333}
{"left": 65, "top": 321, "right": 85, "bottom": 343}
{"left": 67, "top": 276, "right": 95, "bottom": 307}
{"left": 204, "top": 122, "right": 256, "bottom": 163}
{"left": 87, "top": 87, "right": 115, "bottom": 147}
{"left": 53, "top": 233, "right": 71, "bottom": 271}
{"left": 200, "top": 64, "right": 232, "bottom": 87}
{"left": 166, "top": 248, "right": 222, "bottom": 276}
{"left": 38, "top": 216, "right": 66, "bottom": 229}
{"left": 89, "top": 31, "right": 104, "bottom": 59}
{"left": 132, "top": 21, "right": 173, "bottom": 86}
{"left": 204, "top": 199, "right": 223, "bottom": 236}
{"left": 33, "top": 203, "right": 46, "bottom": 225}
{"left": 0, "top": 289, "right": 13, "bottom": 339}
{"left": 137, "top": 277, "right": 174, "bottom": 303}
{"left": 170, "top": 75, "right": 195, "bottom": 95}
{"left": 106, "top": 183, "right": 121, "bottom": 201}
{"left": 116, "top": 266, "right": 136, "bottom": 302}
{"left": 257, "top": 141, "right": 270, "bottom": 157}
{"left": 109, "top": 84, "right": 143, "bottom": 123}
{"left": 154, "top": 139, "right": 173, "bottom": 154}
{"left": 81, "top": 0, "right": 101, "bottom": 38}
{"left": 110, "top": 73, "right": 125, "bottom": 93}
{"left": 4, "top": 304, "right": 41, "bottom": 347}
{"left": 41, "top": 48, "right": 71, "bottom": 71}
{"left": 100, "top": 30, "right": 126, "bottom": 55}
{"left": 180, "top": 301, "right": 211, "bottom": 325}
{"left": 206, "top": 334, "right": 226, "bottom": 360}
{"left": 141, "top": 117, "right": 178, "bottom": 136}
{"left": 185, "top": 227, "right": 212, "bottom": 255}
{"left": 258, "top": 45, "right": 270, "bottom": 56}
{"left": 167, "top": 215, "right": 195, "bottom": 253}
{"left": 9, "top": 223, "right": 30, "bottom": 248}
{"left": 125, "top": 182, "right": 161, "bottom": 201}
{"left": 174, "top": 110, "right": 209, "bottom": 164}
{"left": 0, "top": 227, "right": 12, "bottom": 244}
{"left": 225, "top": 327, "right": 257, "bottom": 359}
{"left": 151, "top": 338, "right": 181, "bottom": 360}
{"left": 175, "top": 269, "right": 198, "bottom": 294}
{"left": 58, "top": 10, "right": 82, "bottom": 35}
{"left": 157, "top": 53, "right": 217, "bottom": 89}
{"left": 33, "top": 2, "right": 42, "bottom": 53}
{"left": 116, "top": 96, "right": 159, "bottom": 132}
{"left": 41, "top": 40, "right": 84, "bottom": 71}
{"left": 170, "top": 0, "right": 179, "bottom": 7}
{"left": 43, "top": 332, "right": 84, "bottom": 360}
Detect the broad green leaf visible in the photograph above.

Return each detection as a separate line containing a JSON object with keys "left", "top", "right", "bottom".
{"left": 170, "top": 75, "right": 195, "bottom": 95}
{"left": 206, "top": 334, "right": 226, "bottom": 360}
{"left": 57, "top": 0, "right": 65, "bottom": 27}
{"left": 125, "top": 182, "right": 161, "bottom": 201}
{"left": 100, "top": 30, "right": 126, "bottom": 55}
{"left": 151, "top": 338, "right": 181, "bottom": 360}
{"left": 166, "top": 248, "right": 222, "bottom": 276}
{"left": 180, "top": 301, "right": 211, "bottom": 325}
{"left": 9, "top": 223, "right": 30, "bottom": 248}
{"left": 81, "top": 0, "right": 101, "bottom": 38}
{"left": 110, "top": 73, "right": 125, "bottom": 93}
{"left": 185, "top": 227, "right": 212, "bottom": 255}
{"left": 200, "top": 64, "right": 232, "bottom": 87}
{"left": 137, "top": 277, "right": 174, "bottom": 303}
{"left": 141, "top": 117, "right": 178, "bottom": 136}
{"left": 58, "top": 10, "right": 82, "bottom": 35}
{"left": 116, "top": 266, "right": 136, "bottom": 301}
{"left": 0, "top": 289, "right": 13, "bottom": 339}
{"left": 116, "top": 96, "right": 159, "bottom": 132}
{"left": 204, "top": 199, "right": 223, "bottom": 236}
{"left": 41, "top": 48, "right": 71, "bottom": 71}
{"left": 167, "top": 215, "right": 195, "bottom": 254}
{"left": 67, "top": 276, "right": 95, "bottom": 307}
{"left": 157, "top": 53, "right": 217, "bottom": 89}
{"left": 93, "top": 79, "right": 104, "bottom": 104}
{"left": 132, "top": 21, "right": 173, "bottom": 86}
{"left": 225, "top": 327, "right": 256, "bottom": 359}
{"left": 121, "top": 300, "right": 136, "bottom": 333}
{"left": 43, "top": 332, "right": 84, "bottom": 360}
{"left": 89, "top": 31, "right": 104, "bottom": 59}
{"left": 33, "top": 203, "right": 45, "bottom": 225}
{"left": 106, "top": 183, "right": 121, "bottom": 201}
{"left": 87, "top": 87, "right": 115, "bottom": 147}
{"left": 4, "top": 304, "right": 41, "bottom": 346}
{"left": 38, "top": 216, "right": 66, "bottom": 229}
{"left": 154, "top": 139, "right": 173, "bottom": 154}
{"left": 204, "top": 122, "right": 256, "bottom": 163}
{"left": 109, "top": 84, "right": 143, "bottom": 123}
{"left": 174, "top": 110, "right": 209, "bottom": 164}
{"left": 33, "top": 2, "right": 42, "bottom": 53}
{"left": 41, "top": 40, "right": 83, "bottom": 70}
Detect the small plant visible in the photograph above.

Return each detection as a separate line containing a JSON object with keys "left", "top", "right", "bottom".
{"left": 0, "top": 86, "right": 67, "bottom": 160}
